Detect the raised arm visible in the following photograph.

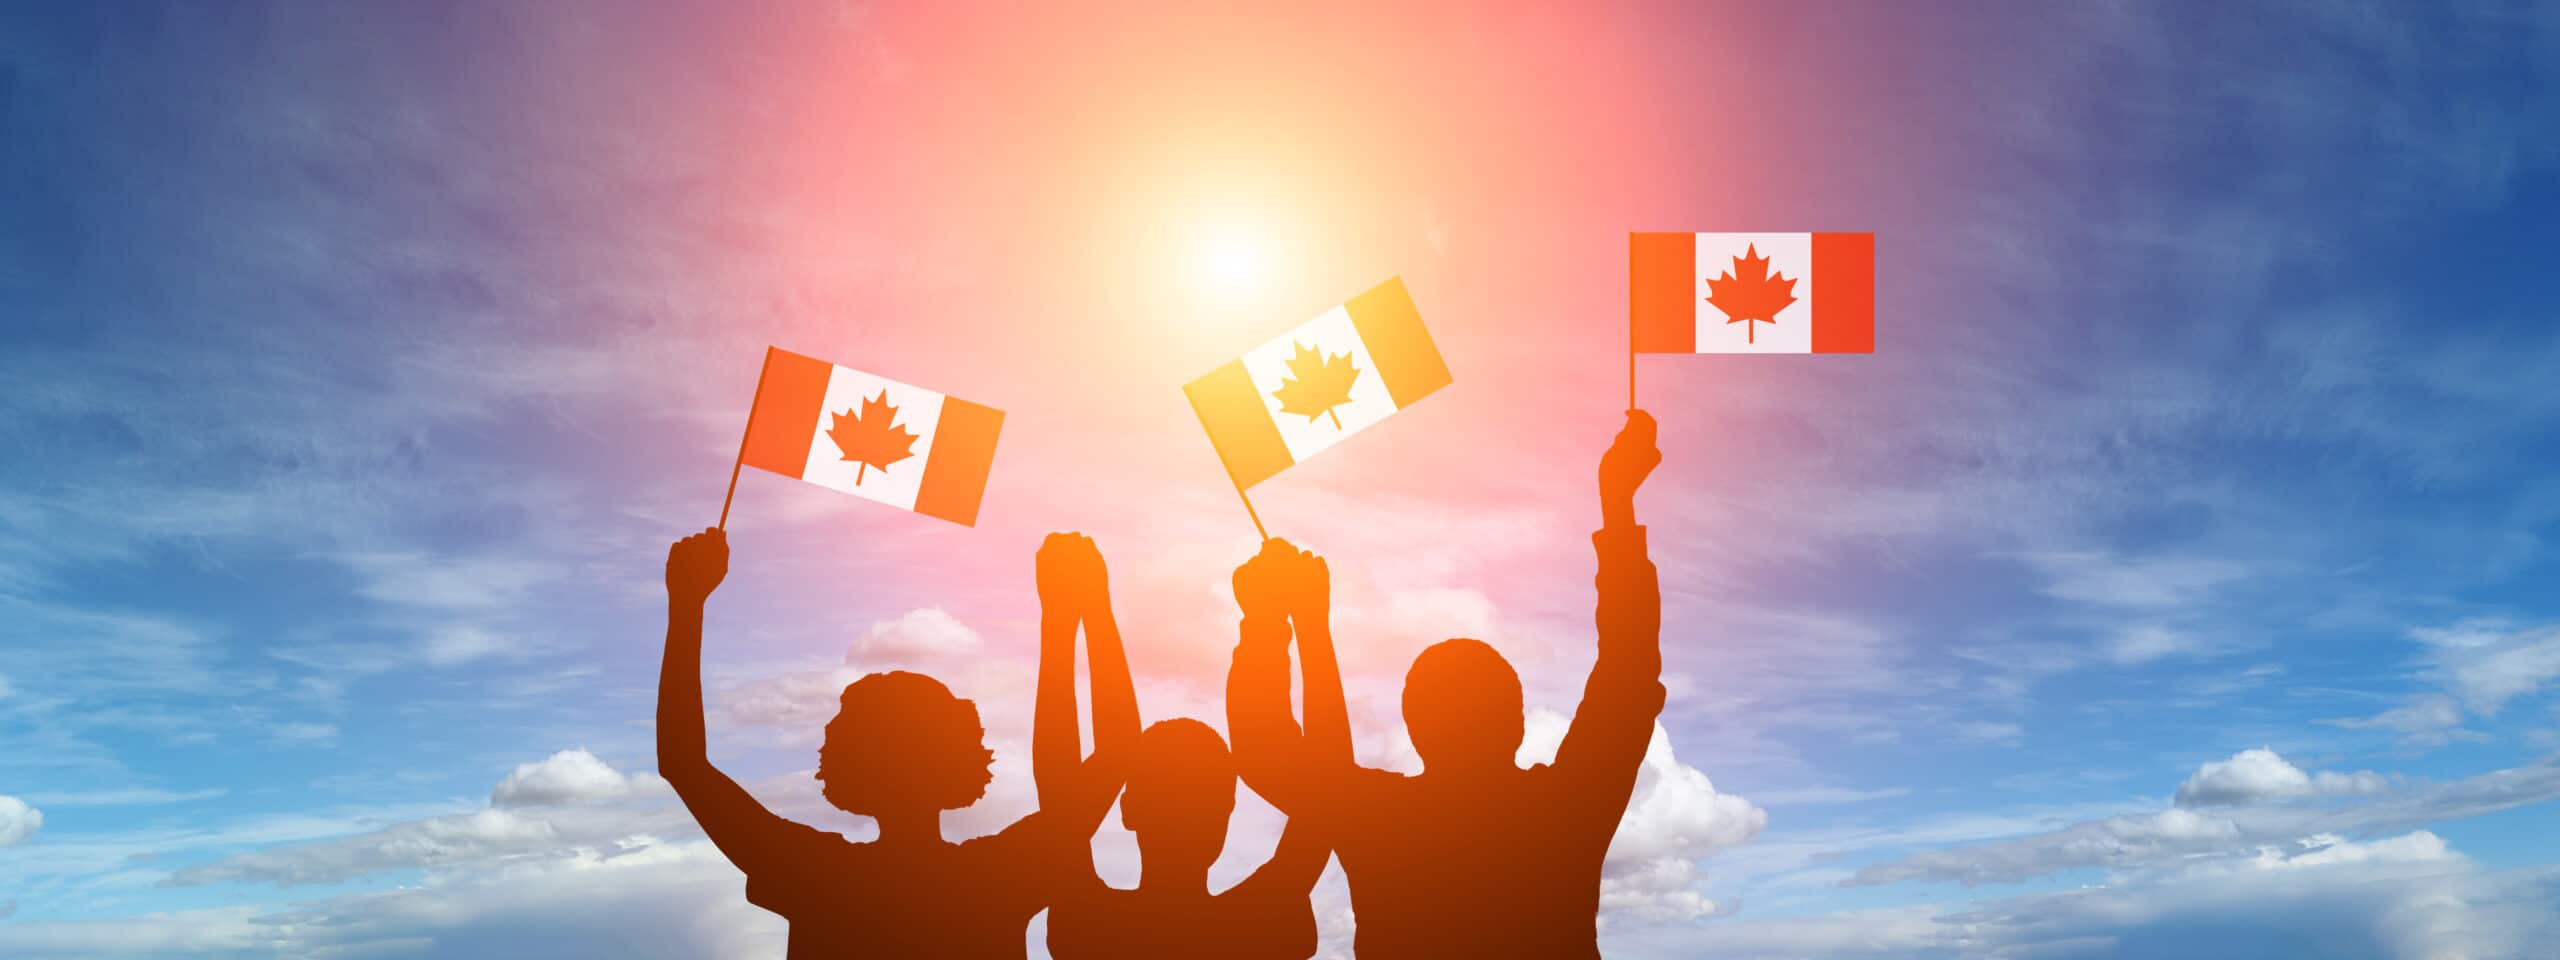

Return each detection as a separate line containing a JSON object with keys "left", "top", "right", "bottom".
{"left": 1236, "top": 543, "right": 1348, "bottom": 891}
{"left": 1034, "top": 533, "right": 1138, "bottom": 827}
{"left": 1229, "top": 539, "right": 1356, "bottom": 820}
{"left": 657, "top": 529, "right": 804, "bottom": 873}
{"left": 1282, "top": 544, "right": 1354, "bottom": 778}
{"left": 1070, "top": 537, "right": 1141, "bottom": 759}
{"left": 1034, "top": 533, "right": 1085, "bottom": 813}
{"left": 1553, "top": 411, "right": 1669, "bottom": 790}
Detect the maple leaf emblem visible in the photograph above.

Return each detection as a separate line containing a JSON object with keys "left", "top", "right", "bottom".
{"left": 825, "top": 389, "right": 917, "bottom": 485}
{"left": 1270, "top": 341, "right": 1362, "bottom": 429}
{"left": 1704, "top": 243, "right": 1799, "bottom": 344}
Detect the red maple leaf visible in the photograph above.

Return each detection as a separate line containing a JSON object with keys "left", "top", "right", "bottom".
{"left": 825, "top": 389, "right": 917, "bottom": 485}
{"left": 1704, "top": 243, "right": 1799, "bottom": 344}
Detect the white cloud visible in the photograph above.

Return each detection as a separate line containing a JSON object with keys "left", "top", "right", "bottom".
{"left": 1518, "top": 712, "right": 1766, "bottom": 921}
{"left": 338, "top": 551, "right": 556, "bottom": 612}
{"left": 1855, "top": 806, "right": 2243, "bottom": 886}
{"left": 174, "top": 750, "right": 681, "bottom": 887}
{"left": 2, "top": 840, "right": 786, "bottom": 960}
{"left": 1601, "top": 858, "right": 1727, "bottom": 924}
{"left": 1748, "top": 785, "right": 1911, "bottom": 807}
{"left": 2412, "top": 619, "right": 2560, "bottom": 716}
{"left": 847, "top": 607, "right": 982, "bottom": 664}
{"left": 1949, "top": 721, "right": 2023, "bottom": 746}
{"left": 2175, "top": 748, "right": 2388, "bottom": 807}
{"left": 0, "top": 796, "right": 41, "bottom": 846}
{"left": 1609, "top": 723, "right": 1770, "bottom": 864}
{"left": 2330, "top": 694, "right": 2478, "bottom": 746}
{"left": 492, "top": 749, "right": 665, "bottom": 808}
{"left": 2108, "top": 624, "right": 2211, "bottom": 664}
{"left": 250, "top": 839, "right": 786, "bottom": 959}
{"left": 1652, "top": 833, "right": 2555, "bottom": 960}
{"left": 2333, "top": 619, "right": 2560, "bottom": 747}
{"left": 424, "top": 625, "right": 511, "bottom": 666}
{"left": 1853, "top": 757, "right": 2560, "bottom": 887}
{"left": 20, "top": 787, "right": 227, "bottom": 808}
{"left": 717, "top": 666, "right": 863, "bottom": 736}
{"left": 2028, "top": 551, "right": 2247, "bottom": 609}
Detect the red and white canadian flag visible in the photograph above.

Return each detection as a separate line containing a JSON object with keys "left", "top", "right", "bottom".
{"left": 1631, "top": 232, "right": 1873, "bottom": 354}
{"left": 728, "top": 346, "right": 1003, "bottom": 527}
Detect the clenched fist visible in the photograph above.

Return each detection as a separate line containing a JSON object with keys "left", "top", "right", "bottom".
{"left": 1233, "top": 538, "right": 1297, "bottom": 622}
{"left": 1037, "top": 532, "right": 1109, "bottom": 613}
{"left": 1600, "top": 410, "right": 1660, "bottom": 525}
{"left": 1273, "top": 542, "right": 1330, "bottom": 626}
{"left": 666, "top": 528, "right": 729, "bottom": 604}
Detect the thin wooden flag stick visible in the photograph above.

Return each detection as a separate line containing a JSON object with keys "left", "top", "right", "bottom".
{"left": 1230, "top": 475, "right": 1269, "bottom": 542}
{"left": 718, "top": 350, "right": 778, "bottom": 531}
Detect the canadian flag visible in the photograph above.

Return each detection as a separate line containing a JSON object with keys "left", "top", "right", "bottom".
{"left": 735, "top": 347, "right": 1003, "bottom": 526}
{"left": 1184, "top": 277, "right": 1451, "bottom": 491}
{"left": 1631, "top": 232, "right": 1873, "bottom": 354}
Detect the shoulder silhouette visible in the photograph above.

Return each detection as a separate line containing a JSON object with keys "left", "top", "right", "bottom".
{"left": 656, "top": 528, "right": 1096, "bottom": 959}
{"left": 1035, "top": 533, "right": 1326, "bottom": 960}
{"left": 1229, "top": 410, "right": 1667, "bottom": 959}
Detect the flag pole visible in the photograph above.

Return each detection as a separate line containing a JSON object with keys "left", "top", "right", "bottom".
{"left": 1231, "top": 476, "right": 1269, "bottom": 542}
{"left": 718, "top": 348, "right": 778, "bottom": 531}
{"left": 1627, "top": 251, "right": 1639, "bottom": 411}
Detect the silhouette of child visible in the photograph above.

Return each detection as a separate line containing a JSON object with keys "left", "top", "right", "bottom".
{"left": 1229, "top": 410, "right": 1666, "bottom": 959}
{"left": 658, "top": 529, "right": 1117, "bottom": 959}
{"left": 1033, "top": 533, "right": 1327, "bottom": 960}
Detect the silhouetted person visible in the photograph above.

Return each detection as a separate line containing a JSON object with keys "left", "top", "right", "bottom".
{"left": 1229, "top": 411, "right": 1665, "bottom": 959}
{"left": 658, "top": 528, "right": 1116, "bottom": 959}
{"left": 1033, "top": 532, "right": 1328, "bottom": 960}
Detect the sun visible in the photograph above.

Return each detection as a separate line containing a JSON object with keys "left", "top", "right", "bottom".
{"left": 1187, "top": 223, "right": 1269, "bottom": 297}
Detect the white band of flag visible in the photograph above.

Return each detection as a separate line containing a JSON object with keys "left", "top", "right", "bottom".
{"left": 738, "top": 347, "right": 1003, "bottom": 526}
{"left": 1186, "top": 277, "right": 1451, "bottom": 490}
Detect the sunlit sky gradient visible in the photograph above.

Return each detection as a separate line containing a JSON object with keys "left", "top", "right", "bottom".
{"left": 6, "top": 3, "right": 2560, "bottom": 957}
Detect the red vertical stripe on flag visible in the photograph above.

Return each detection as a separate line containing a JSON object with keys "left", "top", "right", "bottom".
{"left": 739, "top": 347, "right": 833, "bottom": 479}
{"left": 1630, "top": 233, "right": 1698, "bottom": 353}
{"left": 1811, "top": 233, "right": 1874, "bottom": 354}
{"left": 914, "top": 397, "right": 1003, "bottom": 526}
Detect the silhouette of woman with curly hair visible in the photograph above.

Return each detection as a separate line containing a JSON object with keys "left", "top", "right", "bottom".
{"left": 657, "top": 528, "right": 1117, "bottom": 959}
{"left": 1032, "top": 532, "right": 1329, "bottom": 960}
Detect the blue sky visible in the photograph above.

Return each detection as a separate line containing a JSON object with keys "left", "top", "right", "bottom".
{"left": 4, "top": 2, "right": 2560, "bottom": 957}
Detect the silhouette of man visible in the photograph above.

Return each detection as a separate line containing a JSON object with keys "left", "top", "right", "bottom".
{"left": 1033, "top": 532, "right": 1328, "bottom": 960}
{"left": 658, "top": 528, "right": 1116, "bottom": 959}
{"left": 1229, "top": 410, "right": 1665, "bottom": 959}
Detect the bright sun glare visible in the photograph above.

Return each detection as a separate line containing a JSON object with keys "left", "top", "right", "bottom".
{"left": 1190, "top": 224, "right": 1268, "bottom": 297}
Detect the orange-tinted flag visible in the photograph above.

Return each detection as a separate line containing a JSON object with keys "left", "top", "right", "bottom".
{"left": 1185, "top": 277, "right": 1451, "bottom": 491}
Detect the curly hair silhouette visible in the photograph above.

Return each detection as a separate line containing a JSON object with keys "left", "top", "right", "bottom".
{"left": 657, "top": 529, "right": 1099, "bottom": 960}
{"left": 820, "top": 670, "right": 995, "bottom": 815}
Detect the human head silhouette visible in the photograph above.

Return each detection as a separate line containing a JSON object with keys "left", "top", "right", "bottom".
{"left": 1118, "top": 717, "right": 1237, "bottom": 874}
{"left": 817, "top": 670, "right": 995, "bottom": 816}
{"left": 1402, "top": 638, "right": 1525, "bottom": 773}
